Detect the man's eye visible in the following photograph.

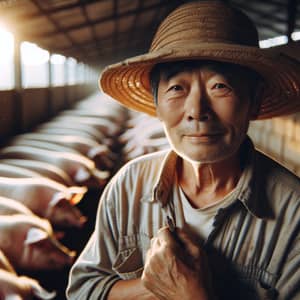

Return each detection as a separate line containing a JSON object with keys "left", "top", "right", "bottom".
{"left": 167, "top": 85, "right": 183, "bottom": 92}
{"left": 213, "top": 83, "right": 229, "bottom": 89}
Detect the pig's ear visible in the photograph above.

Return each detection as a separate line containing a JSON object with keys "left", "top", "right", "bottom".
{"left": 50, "top": 197, "right": 70, "bottom": 210}
{"left": 24, "top": 228, "right": 48, "bottom": 245}
{"left": 87, "top": 145, "right": 109, "bottom": 158}
{"left": 30, "top": 280, "right": 57, "bottom": 299}
{"left": 49, "top": 192, "right": 65, "bottom": 207}
{"left": 92, "top": 168, "right": 110, "bottom": 180}
{"left": 67, "top": 186, "right": 88, "bottom": 205}
{"left": 74, "top": 167, "right": 91, "bottom": 182}
{"left": 68, "top": 186, "right": 88, "bottom": 195}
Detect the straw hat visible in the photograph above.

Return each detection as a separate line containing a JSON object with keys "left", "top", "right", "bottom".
{"left": 99, "top": 1, "right": 300, "bottom": 120}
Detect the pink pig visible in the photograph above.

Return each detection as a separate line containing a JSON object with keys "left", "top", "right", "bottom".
{"left": 0, "top": 269, "right": 56, "bottom": 300}
{"left": 0, "top": 145, "right": 110, "bottom": 187}
{"left": 11, "top": 133, "right": 116, "bottom": 170}
{"left": 0, "top": 196, "right": 34, "bottom": 216}
{"left": 37, "top": 122, "right": 105, "bottom": 142}
{"left": 0, "top": 163, "right": 42, "bottom": 179}
{"left": 0, "top": 214, "right": 76, "bottom": 271}
{"left": 0, "top": 177, "right": 87, "bottom": 228}
{"left": 0, "top": 250, "right": 56, "bottom": 299}
{"left": 0, "top": 159, "right": 73, "bottom": 186}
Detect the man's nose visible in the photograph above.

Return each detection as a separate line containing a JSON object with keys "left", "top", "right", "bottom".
{"left": 185, "top": 89, "right": 210, "bottom": 122}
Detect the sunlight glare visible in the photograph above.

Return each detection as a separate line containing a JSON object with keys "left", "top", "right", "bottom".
{"left": 51, "top": 53, "right": 66, "bottom": 64}
{"left": 292, "top": 31, "right": 300, "bottom": 41}
{"left": 21, "top": 41, "right": 49, "bottom": 66}
{"left": 259, "top": 35, "right": 288, "bottom": 48}
{"left": 0, "top": 24, "right": 14, "bottom": 63}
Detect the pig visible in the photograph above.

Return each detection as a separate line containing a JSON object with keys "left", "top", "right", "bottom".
{"left": 73, "top": 94, "right": 127, "bottom": 120}
{"left": 60, "top": 109, "right": 120, "bottom": 123}
{"left": 60, "top": 100, "right": 127, "bottom": 123}
{"left": 0, "top": 269, "right": 56, "bottom": 300}
{"left": 0, "top": 249, "right": 15, "bottom": 273}
{"left": 36, "top": 126, "right": 103, "bottom": 143}
{"left": 10, "top": 134, "right": 115, "bottom": 170}
{"left": 0, "top": 163, "right": 42, "bottom": 179}
{"left": 0, "top": 250, "right": 56, "bottom": 299}
{"left": 123, "top": 137, "right": 170, "bottom": 161}
{"left": 51, "top": 115, "right": 121, "bottom": 136}
{"left": 11, "top": 133, "right": 108, "bottom": 152}
{"left": 0, "top": 214, "right": 76, "bottom": 271}
{"left": 119, "top": 113, "right": 169, "bottom": 160}
{"left": 0, "top": 146, "right": 110, "bottom": 188}
{"left": 9, "top": 139, "right": 80, "bottom": 155}
{"left": 120, "top": 114, "right": 165, "bottom": 144}
{"left": 0, "top": 196, "right": 34, "bottom": 216}
{"left": 0, "top": 159, "right": 74, "bottom": 186}
{"left": 0, "top": 177, "right": 87, "bottom": 228}
{"left": 37, "top": 121, "right": 105, "bottom": 142}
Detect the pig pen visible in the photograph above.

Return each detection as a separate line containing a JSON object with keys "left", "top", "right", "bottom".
{"left": 0, "top": 91, "right": 169, "bottom": 299}
{"left": 24, "top": 187, "right": 106, "bottom": 300}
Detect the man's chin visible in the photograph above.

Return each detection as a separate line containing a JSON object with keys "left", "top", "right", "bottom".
{"left": 176, "top": 149, "right": 237, "bottom": 165}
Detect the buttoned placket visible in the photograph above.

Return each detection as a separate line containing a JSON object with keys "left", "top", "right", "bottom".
{"left": 205, "top": 207, "right": 227, "bottom": 246}
{"left": 152, "top": 150, "right": 179, "bottom": 229}
{"left": 205, "top": 200, "right": 242, "bottom": 246}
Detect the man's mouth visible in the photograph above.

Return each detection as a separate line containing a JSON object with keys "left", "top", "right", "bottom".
{"left": 184, "top": 131, "right": 224, "bottom": 137}
{"left": 183, "top": 132, "right": 224, "bottom": 142}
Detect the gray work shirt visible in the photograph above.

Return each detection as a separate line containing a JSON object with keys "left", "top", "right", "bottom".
{"left": 67, "top": 139, "right": 300, "bottom": 300}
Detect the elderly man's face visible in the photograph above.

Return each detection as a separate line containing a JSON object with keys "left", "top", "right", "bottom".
{"left": 156, "top": 62, "right": 256, "bottom": 163}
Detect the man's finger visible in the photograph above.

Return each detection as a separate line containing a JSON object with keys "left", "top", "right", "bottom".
{"left": 156, "top": 226, "right": 185, "bottom": 249}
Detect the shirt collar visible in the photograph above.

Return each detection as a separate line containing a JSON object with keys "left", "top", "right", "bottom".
{"left": 236, "top": 138, "right": 275, "bottom": 219}
{"left": 152, "top": 137, "right": 274, "bottom": 219}
{"left": 152, "top": 150, "right": 178, "bottom": 207}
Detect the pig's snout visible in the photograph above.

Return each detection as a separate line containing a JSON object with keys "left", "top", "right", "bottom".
{"left": 77, "top": 215, "right": 88, "bottom": 228}
{"left": 48, "top": 247, "right": 76, "bottom": 269}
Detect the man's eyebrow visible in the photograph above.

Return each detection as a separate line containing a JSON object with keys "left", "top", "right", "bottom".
{"left": 157, "top": 61, "right": 197, "bottom": 82}
{"left": 161, "top": 63, "right": 230, "bottom": 80}
{"left": 162, "top": 69, "right": 185, "bottom": 81}
{"left": 159, "top": 61, "right": 248, "bottom": 83}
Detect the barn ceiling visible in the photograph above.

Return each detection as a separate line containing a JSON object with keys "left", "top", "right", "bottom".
{"left": 1, "top": 0, "right": 299, "bottom": 68}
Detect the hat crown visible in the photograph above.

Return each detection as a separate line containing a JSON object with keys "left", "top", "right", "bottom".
{"left": 150, "top": 1, "right": 259, "bottom": 51}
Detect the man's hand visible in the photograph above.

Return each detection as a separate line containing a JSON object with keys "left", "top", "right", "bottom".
{"left": 141, "top": 227, "right": 214, "bottom": 300}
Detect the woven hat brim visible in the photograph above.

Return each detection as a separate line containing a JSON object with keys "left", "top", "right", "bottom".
{"left": 99, "top": 43, "right": 300, "bottom": 120}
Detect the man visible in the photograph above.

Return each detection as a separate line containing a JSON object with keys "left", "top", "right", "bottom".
{"left": 67, "top": 1, "right": 300, "bottom": 299}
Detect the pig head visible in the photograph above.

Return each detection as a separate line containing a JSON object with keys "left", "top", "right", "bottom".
{"left": 0, "top": 177, "right": 87, "bottom": 228}
{"left": 0, "top": 215, "right": 76, "bottom": 271}
{"left": 0, "top": 269, "right": 56, "bottom": 300}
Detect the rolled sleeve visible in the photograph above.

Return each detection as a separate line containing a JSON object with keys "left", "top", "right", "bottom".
{"left": 66, "top": 181, "right": 120, "bottom": 299}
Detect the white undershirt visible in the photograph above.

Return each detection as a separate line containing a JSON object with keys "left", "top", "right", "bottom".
{"left": 179, "top": 186, "right": 238, "bottom": 240}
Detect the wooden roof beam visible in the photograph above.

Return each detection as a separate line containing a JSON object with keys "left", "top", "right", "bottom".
{"left": 125, "top": 0, "right": 144, "bottom": 51}
{"left": 53, "top": 24, "right": 157, "bottom": 53}
{"left": 11, "top": 0, "right": 101, "bottom": 22}
{"left": 25, "top": 0, "right": 177, "bottom": 39}
{"left": 112, "top": 0, "right": 119, "bottom": 55}
{"left": 80, "top": 1, "right": 98, "bottom": 47}
{"left": 30, "top": 0, "right": 78, "bottom": 48}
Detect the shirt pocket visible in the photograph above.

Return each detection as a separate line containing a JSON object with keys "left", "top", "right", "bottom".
{"left": 112, "top": 233, "right": 150, "bottom": 280}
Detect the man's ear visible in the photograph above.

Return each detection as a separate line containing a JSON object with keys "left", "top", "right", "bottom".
{"left": 250, "top": 80, "right": 265, "bottom": 120}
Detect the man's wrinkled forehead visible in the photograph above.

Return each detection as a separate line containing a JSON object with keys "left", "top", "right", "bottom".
{"left": 154, "top": 60, "right": 254, "bottom": 83}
